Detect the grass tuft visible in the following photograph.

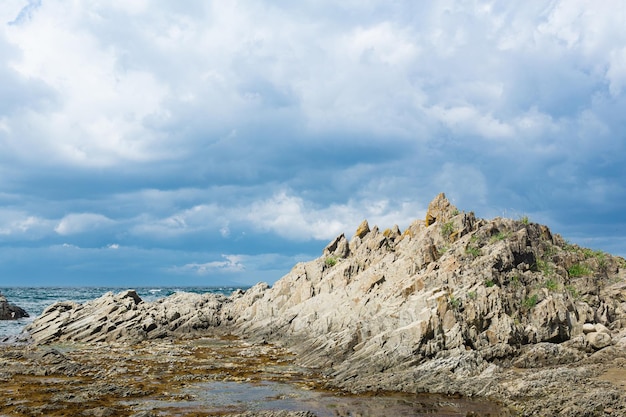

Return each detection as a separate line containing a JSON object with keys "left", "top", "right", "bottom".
{"left": 449, "top": 295, "right": 461, "bottom": 310}
{"left": 466, "top": 246, "right": 481, "bottom": 258}
{"left": 441, "top": 221, "right": 455, "bottom": 238}
{"left": 489, "top": 231, "right": 510, "bottom": 244}
{"left": 535, "top": 259, "right": 554, "bottom": 276}
{"left": 522, "top": 294, "right": 538, "bottom": 310}
{"left": 568, "top": 263, "right": 591, "bottom": 277}
{"left": 544, "top": 278, "right": 558, "bottom": 291}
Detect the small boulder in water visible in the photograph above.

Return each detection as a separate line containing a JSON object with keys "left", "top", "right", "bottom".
{"left": 0, "top": 294, "right": 29, "bottom": 320}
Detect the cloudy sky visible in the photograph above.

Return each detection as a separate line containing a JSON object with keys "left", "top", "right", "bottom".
{"left": 1, "top": 1, "right": 625, "bottom": 287}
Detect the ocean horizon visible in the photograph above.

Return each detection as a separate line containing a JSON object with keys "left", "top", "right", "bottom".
{"left": 0, "top": 286, "right": 249, "bottom": 338}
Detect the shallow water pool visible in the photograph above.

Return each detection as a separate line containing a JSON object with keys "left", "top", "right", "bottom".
{"left": 129, "top": 380, "right": 506, "bottom": 416}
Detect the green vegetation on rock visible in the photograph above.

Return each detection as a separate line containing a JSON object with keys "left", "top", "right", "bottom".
{"left": 522, "top": 294, "right": 539, "bottom": 310}
{"left": 490, "top": 231, "right": 510, "bottom": 243}
{"left": 466, "top": 246, "right": 481, "bottom": 258}
{"left": 441, "top": 221, "right": 455, "bottom": 238}
{"left": 544, "top": 278, "right": 558, "bottom": 291}
{"left": 449, "top": 295, "right": 460, "bottom": 310}
{"left": 535, "top": 259, "right": 554, "bottom": 276}
{"left": 568, "top": 263, "right": 591, "bottom": 277}
{"left": 324, "top": 257, "right": 338, "bottom": 267}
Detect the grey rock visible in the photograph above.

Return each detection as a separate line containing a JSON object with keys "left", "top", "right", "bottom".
{"left": 25, "top": 289, "right": 228, "bottom": 344}
{"left": 582, "top": 322, "right": 596, "bottom": 333}
{"left": 586, "top": 331, "right": 612, "bottom": 350}
{"left": 594, "top": 322, "right": 611, "bottom": 334}
{"left": 513, "top": 342, "right": 586, "bottom": 368}
{"left": 0, "top": 294, "right": 29, "bottom": 320}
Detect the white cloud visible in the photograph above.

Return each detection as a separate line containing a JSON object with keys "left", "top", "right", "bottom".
{"left": 607, "top": 47, "right": 626, "bottom": 96}
{"left": 132, "top": 204, "right": 222, "bottom": 237}
{"left": 343, "top": 22, "right": 419, "bottom": 66}
{"left": 0, "top": 209, "right": 52, "bottom": 238}
{"left": 4, "top": 0, "right": 169, "bottom": 167}
{"left": 127, "top": 188, "right": 426, "bottom": 243}
{"left": 538, "top": 1, "right": 626, "bottom": 55}
{"left": 2, "top": 0, "right": 623, "bottom": 168}
{"left": 248, "top": 192, "right": 346, "bottom": 240}
{"left": 247, "top": 191, "right": 424, "bottom": 241}
{"left": 55, "top": 213, "right": 115, "bottom": 235}
{"left": 428, "top": 105, "right": 514, "bottom": 140}
{"left": 175, "top": 255, "right": 245, "bottom": 275}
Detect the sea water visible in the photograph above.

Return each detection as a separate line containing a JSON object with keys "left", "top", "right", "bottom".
{"left": 0, "top": 286, "right": 242, "bottom": 339}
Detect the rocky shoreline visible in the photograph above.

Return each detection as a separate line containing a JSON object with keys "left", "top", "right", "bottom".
{"left": 0, "top": 336, "right": 506, "bottom": 416}
{"left": 6, "top": 194, "right": 626, "bottom": 416}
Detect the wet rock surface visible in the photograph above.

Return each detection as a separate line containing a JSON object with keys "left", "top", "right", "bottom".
{"left": 21, "top": 193, "right": 626, "bottom": 416}
{"left": 0, "top": 337, "right": 504, "bottom": 416}
{"left": 0, "top": 337, "right": 312, "bottom": 416}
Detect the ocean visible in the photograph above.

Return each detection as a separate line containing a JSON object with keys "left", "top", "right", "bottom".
{"left": 0, "top": 286, "right": 245, "bottom": 339}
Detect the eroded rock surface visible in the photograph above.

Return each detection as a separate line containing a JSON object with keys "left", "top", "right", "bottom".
{"left": 23, "top": 193, "right": 626, "bottom": 416}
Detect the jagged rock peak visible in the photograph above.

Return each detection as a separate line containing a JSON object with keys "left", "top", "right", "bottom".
{"left": 425, "top": 192, "right": 459, "bottom": 226}
{"left": 383, "top": 224, "right": 401, "bottom": 239}
{"left": 354, "top": 219, "right": 370, "bottom": 239}
{"left": 323, "top": 233, "right": 350, "bottom": 258}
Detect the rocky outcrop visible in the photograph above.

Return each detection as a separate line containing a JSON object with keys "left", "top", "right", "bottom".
{"left": 0, "top": 294, "right": 29, "bottom": 320}
{"left": 26, "top": 290, "right": 231, "bottom": 344}
{"left": 23, "top": 193, "right": 626, "bottom": 416}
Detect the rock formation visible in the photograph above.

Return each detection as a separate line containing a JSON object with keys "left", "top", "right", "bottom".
{"left": 0, "top": 293, "right": 29, "bottom": 320}
{"left": 26, "top": 289, "right": 229, "bottom": 344}
{"left": 23, "top": 193, "right": 626, "bottom": 416}
{"left": 230, "top": 195, "right": 626, "bottom": 401}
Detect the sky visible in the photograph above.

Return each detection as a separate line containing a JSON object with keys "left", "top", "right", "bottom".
{"left": 1, "top": 1, "right": 625, "bottom": 287}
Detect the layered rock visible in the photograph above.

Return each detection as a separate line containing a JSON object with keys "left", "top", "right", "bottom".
{"left": 26, "top": 290, "right": 230, "bottom": 344}
{"left": 231, "top": 199, "right": 626, "bottom": 393}
{"left": 23, "top": 193, "right": 626, "bottom": 415}
{"left": 0, "top": 294, "right": 29, "bottom": 320}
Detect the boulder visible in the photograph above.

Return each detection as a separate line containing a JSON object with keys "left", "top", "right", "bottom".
{"left": 586, "top": 331, "right": 612, "bottom": 350}
{"left": 0, "top": 294, "right": 29, "bottom": 320}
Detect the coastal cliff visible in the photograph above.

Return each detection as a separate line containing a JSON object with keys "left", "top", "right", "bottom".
{"left": 24, "top": 193, "right": 626, "bottom": 416}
